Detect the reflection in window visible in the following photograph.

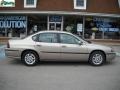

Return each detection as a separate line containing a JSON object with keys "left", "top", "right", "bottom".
{"left": 60, "top": 34, "right": 79, "bottom": 44}
{"left": 39, "top": 33, "right": 58, "bottom": 43}
{"left": 49, "top": 23, "right": 55, "bottom": 30}
{"left": 56, "top": 23, "right": 61, "bottom": 30}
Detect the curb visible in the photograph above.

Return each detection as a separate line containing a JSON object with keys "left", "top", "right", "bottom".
{"left": 0, "top": 45, "right": 6, "bottom": 60}
{"left": 116, "top": 52, "right": 120, "bottom": 57}
{"left": 0, "top": 45, "right": 6, "bottom": 49}
{"left": 0, "top": 45, "right": 6, "bottom": 53}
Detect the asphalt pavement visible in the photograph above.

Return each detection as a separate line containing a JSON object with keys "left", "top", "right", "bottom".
{"left": 0, "top": 45, "right": 120, "bottom": 90}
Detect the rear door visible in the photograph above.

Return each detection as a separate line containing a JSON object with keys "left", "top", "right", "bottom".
{"left": 35, "top": 32, "right": 61, "bottom": 60}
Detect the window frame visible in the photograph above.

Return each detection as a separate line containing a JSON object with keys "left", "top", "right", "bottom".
{"left": 24, "top": 0, "right": 37, "bottom": 8}
{"left": 118, "top": 0, "right": 120, "bottom": 8}
{"left": 74, "top": 0, "right": 87, "bottom": 9}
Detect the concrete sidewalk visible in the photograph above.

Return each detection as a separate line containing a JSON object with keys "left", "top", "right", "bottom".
{"left": 0, "top": 45, "right": 6, "bottom": 60}
{"left": 89, "top": 39, "right": 120, "bottom": 46}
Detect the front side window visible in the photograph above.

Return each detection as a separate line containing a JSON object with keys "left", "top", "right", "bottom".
{"left": 38, "top": 33, "right": 58, "bottom": 43}
{"left": 74, "top": 0, "right": 87, "bottom": 9}
{"left": 60, "top": 34, "right": 79, "bottom": 44}
{"left": 24, "top": 0, "right": 37, "bottom": 8}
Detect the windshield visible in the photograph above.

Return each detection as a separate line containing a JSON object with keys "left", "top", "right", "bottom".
{"left": 21, "top": 31, "right": 40, "bottom": 39}
{"left": 73, "top": 34, "right": 91, "bottom": 44}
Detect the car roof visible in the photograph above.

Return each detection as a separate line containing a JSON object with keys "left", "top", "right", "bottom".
{"left": 33, "top": 30, "right": 72, "bottom": 35}
{"left": 39, "top": 30, "right": 69, "bottom": 33}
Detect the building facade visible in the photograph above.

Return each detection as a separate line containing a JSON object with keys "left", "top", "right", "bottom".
{"left": 0, "top": 0, "right": 120, "bottom": 39}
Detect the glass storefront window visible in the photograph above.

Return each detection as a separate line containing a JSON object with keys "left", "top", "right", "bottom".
{"left": 85, "top": 17, "right": 120, "bottom": 39}
{"left": 0, "top": 16, "right": 27, "bottom": 38}
{"left": 64, "top": 16, "right": 83, "bottom": 35}
{"left": 27, "top": 15, "right": 47, "bottom": 35}
{"left": 49, "top": 23, "right": 55, "bottom": 30}
{"left": 1, "top": 15, "right": 119, "bottom": 40}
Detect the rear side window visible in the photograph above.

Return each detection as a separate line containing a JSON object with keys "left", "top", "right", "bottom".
{"left": 32, "top": 35, "right": 38, "bottom": 41}
{"left": 38, "top": 33, "right": 58, "bottom": 43}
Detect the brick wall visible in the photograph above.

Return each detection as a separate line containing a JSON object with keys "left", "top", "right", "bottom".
{"left": 0, "top": 0, "right": 119, "bottom": 14}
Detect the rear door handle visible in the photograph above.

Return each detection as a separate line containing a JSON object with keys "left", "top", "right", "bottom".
{"left": 61, "top": 45, "right": 67, "bottom": 48}
{"left": 36, "top": 45, "right": 42, "bottom": 47}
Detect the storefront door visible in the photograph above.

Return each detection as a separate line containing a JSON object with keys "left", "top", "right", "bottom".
{"left": 48, "top": 15, "right": 63, "bottom": 31}
{"left": 49, "top": 22, "right": 62, "bottom": 31}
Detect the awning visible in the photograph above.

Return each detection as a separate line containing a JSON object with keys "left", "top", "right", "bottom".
{"left": 0, "top": 10, "right": 120, "bottom": 18}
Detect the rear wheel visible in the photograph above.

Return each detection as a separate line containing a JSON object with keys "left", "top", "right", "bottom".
{"left": 89, "top": 51, "right": 105, "bottom": 66}
{"left": 21, "top": 51, "right": 39, "bottom": 66}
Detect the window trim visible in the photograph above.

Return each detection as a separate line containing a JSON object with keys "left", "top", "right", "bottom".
{"left": 24, "top": 0, "right": 37, "bottom": 8}
{"left": 74, "top": 0, "right": 87, "bottom": 9}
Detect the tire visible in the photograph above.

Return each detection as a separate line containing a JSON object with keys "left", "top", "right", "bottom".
{"left": 21, "top": 51, "right": 39, "bottom": 66}
{"left": 89, "top": 51, "right": 105, "bottom": 66}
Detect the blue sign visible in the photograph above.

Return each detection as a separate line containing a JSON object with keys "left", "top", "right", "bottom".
{"left": 93, "top": 17, "right": 119, "bottom": 32}
{"left": 49, "top": 16, "right": 62, "bottom": 22}
{"left": 99, "top": 28, "right": 119, "bottom": 32}
{"left": 0, "top": 16, "right": 27, "bottom": 29}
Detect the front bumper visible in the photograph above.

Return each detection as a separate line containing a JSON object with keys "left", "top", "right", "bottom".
{"left": 106, "top": 52, "right": 116, "bottom": 61}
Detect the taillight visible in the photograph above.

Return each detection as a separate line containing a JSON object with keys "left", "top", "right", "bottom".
{"left": 7, "top": 42, "right": 10, "bottom": 48}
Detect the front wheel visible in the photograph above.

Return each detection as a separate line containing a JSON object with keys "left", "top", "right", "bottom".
{"left": 89, "top": 51, "right": 106, "bottom": 66}
{"left": 21, "top": 51, "right": 39, "bottom": 66}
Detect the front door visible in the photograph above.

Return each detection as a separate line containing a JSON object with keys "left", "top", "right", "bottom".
{"left": 59, "top": 33, "right": 89, "bottom": 61}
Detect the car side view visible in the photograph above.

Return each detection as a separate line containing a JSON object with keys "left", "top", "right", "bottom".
{"left": 5, "top": 31, "right": 116, "bottom": 66}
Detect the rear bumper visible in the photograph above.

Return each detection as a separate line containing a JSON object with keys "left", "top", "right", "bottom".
{"left": 5, "top": 48, "right": 21, "bottom": 59}
{"left": 106, "top": 52, "right": 116, "bottom": 61}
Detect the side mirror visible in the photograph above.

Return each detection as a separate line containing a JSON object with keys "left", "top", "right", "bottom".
{"left": 86, "top": 40, "right": 92, "bottom": 43}
{"left": 78, "top": 41, "right": 83, "bottom": 45}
